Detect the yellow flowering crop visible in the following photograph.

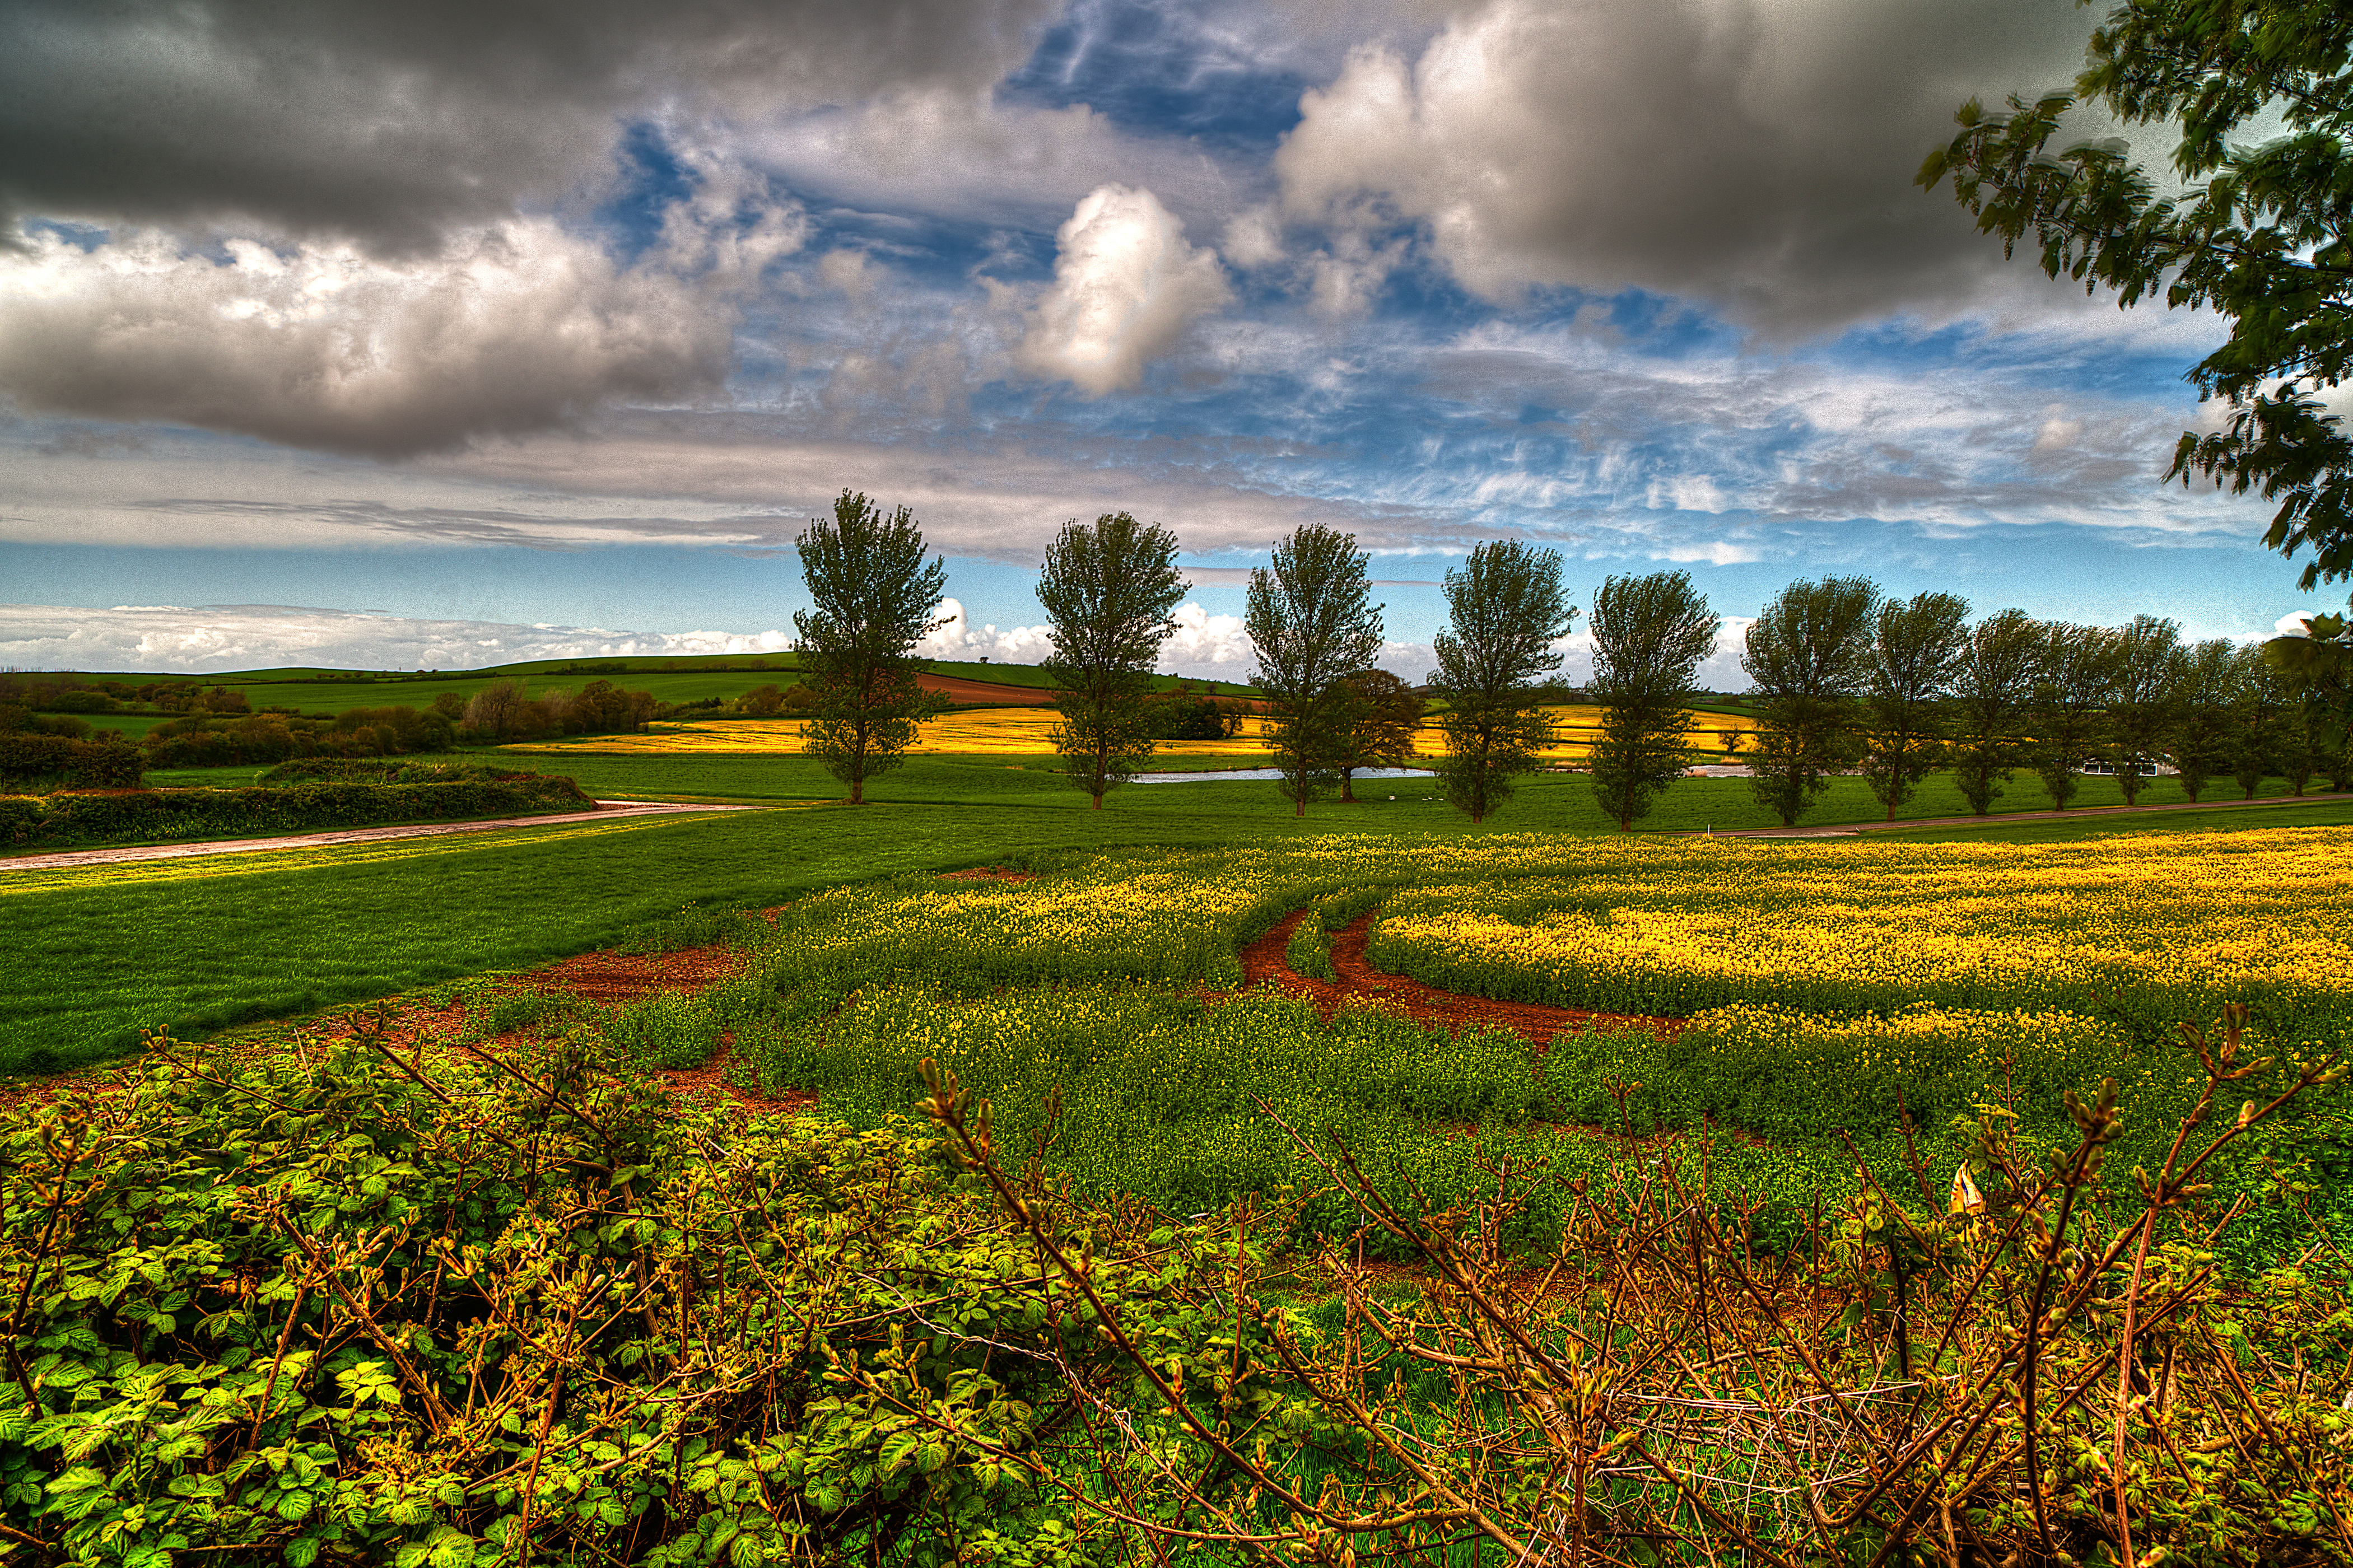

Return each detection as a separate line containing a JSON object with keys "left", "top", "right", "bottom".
{"left": 1372, "top": 826, "right": 2353, "bottom": 1041}
{"left": 505, "top": 703, "right": 1755, "bottom": 760}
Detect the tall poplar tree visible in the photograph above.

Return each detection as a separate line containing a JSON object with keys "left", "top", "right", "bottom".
{"left": 2109, "top": 614, "right": 2186, "bottom": 805}
{"left": 1858, "top": 591, "right": 1970, "bottom": 821}
{"left": 1430, "top": 541, "right": 1577, "bottom": 824}
{"left": 1948, "top": 609, "right": 2047, "bottom": 815}
{"left": 1585, "top": 570, "right": 1716, "bottom": 832}
{"left": 793, "top": 490, "right": 949, "bottom": 805}
{"left": 2030, "top": 622, "right": 2122, "bottom": 811}
{"left": 1739, "top": 576, "right": 1879, "bottom": 827}
{"left": 1245, "top": 526, "right": 1384, "bottom": 816}
{"left": 1037, "top": 512, "right": 1186, "bottom": 809}
{"left": 2170, "top": 637, "right": 2239, "bottom": 803}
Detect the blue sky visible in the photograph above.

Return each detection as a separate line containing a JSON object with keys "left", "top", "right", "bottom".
{"left": 0, "top": 0, "right": 2337, "bottom": 682}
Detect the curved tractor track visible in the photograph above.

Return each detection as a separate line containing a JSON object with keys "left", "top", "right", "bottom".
{"left": 1241, "top": 909, "right": 1676, "bottom": 1044}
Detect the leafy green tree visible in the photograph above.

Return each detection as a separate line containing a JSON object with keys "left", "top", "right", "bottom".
{"left": 2168, "top": 638, "right": 2240, "bottom": 802}
{"left": 2225, "top": 642, "right": 2285, "bottom": 798}
{"left": 1037, "top": 512, "right": 1187, "bottom": 810}
{"left": 1921, "top": 2, "right": 2353, "bottom": 590}
{"left": 1331, "top": 669, "right": 1424, "bottom": 801}
{"left": 1429, "top": 542, "right": 1577, "bottom": 824}
{"left": 2031, "top": 622, "right": 2122, "bottom": 810}
{"left": 1947, "top": 609, "right": 2047, "bottom": 815}
{"left": 2268, "top": 609, "right": 2353, "bottom": 764}
{"left": 2109, "top": 614, "right": 2186, "bottom": 804}
{"left": 1739, "top": 577, "right": 1880, "bottom": 826}
{"left": 1585, "top": 570, "right": 1717, "bottom": 832}
{"left": 1858, "top": 591, "right": 1970, "bottom": 821}
{"left": 793, "top": 489, "right": 950, "bottom": 804}
{"left": 1245, "top": 526, "right": 1385, "bottom": 816}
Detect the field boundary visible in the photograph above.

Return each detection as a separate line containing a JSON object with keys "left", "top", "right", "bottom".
{"left": 0, "top": 799, "right": 771, "bottom": 871}
{"left": 1720, "top": 788, "right": 2352, "bottom": 838}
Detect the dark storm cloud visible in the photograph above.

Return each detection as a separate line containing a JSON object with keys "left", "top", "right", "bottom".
{"left": 0, "top": 0, "right": 1060, "bottom": 250}
{"left": 1273, "top": 0, "right": 2120, "bottom": 335}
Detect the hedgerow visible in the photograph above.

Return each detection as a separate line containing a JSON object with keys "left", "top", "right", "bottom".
{"left": 0, "top": 776, "right": 594, "bottom": 849}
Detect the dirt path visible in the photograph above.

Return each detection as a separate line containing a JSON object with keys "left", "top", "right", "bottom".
{"left": 1721, "top": 789, "right": 2350, "bottom": 839}
{"left": 1241, "top": 909, "right": 1676, "bottom": 1045}
{"left": 0, "top": 799, "right": 768, "bottom": 871}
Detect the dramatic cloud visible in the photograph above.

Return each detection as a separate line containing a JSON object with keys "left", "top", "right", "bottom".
{"left": 915, "top": 599, "right": 1057, "bottom": 662}
{"left": 0, "top": 603, "right": 802, "bottom": 675}
{"left": 0, "top": 195, "right": 801, "bottom": 457}
{"left": 1159, "top": 601, "right": 1254, "bottom": 675}
{"left": 1019, "top": 184, "right": 1232, "bottom": 394}
{"left": 1273, "top": 0, "right": 2109, "bottom": 333}
{"left": 1, "top": 0, "right": 1059, "bottom": 251}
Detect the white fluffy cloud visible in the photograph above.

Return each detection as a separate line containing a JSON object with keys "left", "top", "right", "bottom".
{"left": 1019, "top": 185, "right": 1232, "bottom": 395}
{"left": 914, "top": 598, "right": 1058, "bottom": 663}
{"left": 0, "top": 199, "right": 802, "bottom": 457}
{"left": 0, "top": 603, "right": 803, "bottom": 675}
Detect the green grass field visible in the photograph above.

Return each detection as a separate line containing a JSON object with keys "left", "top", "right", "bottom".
{"left": 10, "top": 744, "right": 2350, "bottom": 1077}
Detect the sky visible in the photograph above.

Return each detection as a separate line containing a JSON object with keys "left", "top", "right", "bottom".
{"left": 0, "top": 0, "right": 2337, "bottom": 686}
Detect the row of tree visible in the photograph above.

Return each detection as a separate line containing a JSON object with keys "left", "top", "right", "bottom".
{"left": 1728, "top": 577, "right": 2344, "bottom": 827}
{"left": 784, "top": 492, "right": 1583, "bottom": 819}
{"left": 784, "top": 491, "right": 2345, "bottom": 825}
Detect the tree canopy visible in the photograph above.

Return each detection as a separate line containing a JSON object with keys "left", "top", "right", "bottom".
{"left": 1037, "top": 512, "right": 1186, "bottom": 809}
{"left": 793, "top": 489, "right": 949, "bottom": 804}
{"left": 1585, "top": 570, "right": 1716, "bottom": 832}
{"left": 1245, "top": 525, "right": 1385, "bottom": 816}
{"left": 1921, "top": 1, "right": 2353, "bottom": 587}
{"left": 1429, "top": 540, "right": 1576, "bottom": 824}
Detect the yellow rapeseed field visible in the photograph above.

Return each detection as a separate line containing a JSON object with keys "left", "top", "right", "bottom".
{"left": 506, "top": 703, "right": 1755, "bottom": 760}
{"left": 1371, "top": 827, "right": 2353, "bottom": 1040}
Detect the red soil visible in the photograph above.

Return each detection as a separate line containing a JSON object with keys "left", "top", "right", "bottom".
{"left": 916, "top": 673, "right": 1057, "bottom": 705}
{"left": 1241, "top": 909, "right": 1677, "bottom": 1045}
{"left": 523, "top": 945, "right": 748, "bottom": 1005}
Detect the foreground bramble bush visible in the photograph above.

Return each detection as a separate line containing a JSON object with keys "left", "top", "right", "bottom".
{"left": 0, "top": 1030, "right": 1333, "bottom": 1566}
{"left": 13, "top": 1010, "right": 2337, "bottom": 1564}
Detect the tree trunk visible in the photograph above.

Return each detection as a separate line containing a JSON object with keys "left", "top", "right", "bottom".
{"left": 1340, "top": 770, "right": 1355, "bottom": 802}
{"left": 1294, "top": 795, "right": 1306, "bottom": 818}
{"left": 1091, "top": 793, "right": 1103, "bottom": 810}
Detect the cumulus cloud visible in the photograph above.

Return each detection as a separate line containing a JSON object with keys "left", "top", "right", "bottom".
{"left": 0, "top": 0, "right": 1059, "bottom": 253}
{"left": 1019, "top": 185, "right": 1232, "bottom": 395}
{"left": 1273, "top": 0, "right": 2111, "bottom": 334}
{"left": 0, "top": 194, "right": 802, "bottom": 457}
{"left": 1158, "top": 601, "right": 1255, "bottom": 675}
{"left": 914, "top": 598, "right": 1058, "bottom": 663}
{"left": 0, "top": 603, "right": 801, "bottom": 675}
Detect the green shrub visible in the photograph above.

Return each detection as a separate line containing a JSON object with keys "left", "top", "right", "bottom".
{"left": 0, "top": 776, "right": 594, "bottom": 848}
{"left": 0, "top": 732, "right": 144, "bottom": 791}
{"left": 257, "top": 757, "right": 546, "bottom": 786}
{"left": 602, "top": 991, "right": 724, "bottom": 1068}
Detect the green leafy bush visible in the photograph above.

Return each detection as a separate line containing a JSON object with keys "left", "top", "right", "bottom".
{"left": 0, "top": 1040, "right": 1299, "bottom": 1565}
{"left": 0, "top": 776, "right": 594, "bottom": 848}
{"left": 257, "top": 758, "right": 550, "bottom": 786}
{"left": 0, "top": 732, "right": 144, "bottom": 791}
{"left": 601, "top": 991, "right": 724, "bottom": 1068}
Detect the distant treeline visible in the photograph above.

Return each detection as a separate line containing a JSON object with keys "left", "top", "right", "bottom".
{"left": 0, "top": 674, "right": 683, "bottom": 777}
